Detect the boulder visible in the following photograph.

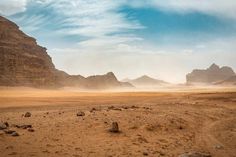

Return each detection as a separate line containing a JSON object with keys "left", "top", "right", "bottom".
{"left": 109, "top": 122, "right": 120, "bottom": 133}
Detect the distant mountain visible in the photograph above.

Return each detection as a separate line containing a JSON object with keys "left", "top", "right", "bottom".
{"left": 186, "top": 63, "right": 235, "bottom": 85}
{"left": 122, "top": 75, "right": 169, "bottom": 87}
{"left": 215, "top": 76, "right": 236, "bottom": 85}
{"left": 0, "top": 16, "right": 132, "bottom": 89}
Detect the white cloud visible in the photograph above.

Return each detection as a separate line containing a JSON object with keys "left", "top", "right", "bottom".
{"left": 0, "top": 0, "right": 27, "bottom": 16}
{"left": 128, "top": 0, "right": 236, "bottom": 19}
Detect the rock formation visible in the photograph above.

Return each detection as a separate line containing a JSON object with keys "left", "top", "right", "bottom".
{"left": 0, "top": 16, "right": 132, "bottom": 89}
{"left": 186, "top": 63, "right": 235, "bottom": 84}
{"left": 123, "top": 75, "right": 169, "bottom": 87}
{"left": 0, "top": 16, "right": 57, "bottom": 87}
{"left": 215, "top": 76, "right": 236, "bottom": 85}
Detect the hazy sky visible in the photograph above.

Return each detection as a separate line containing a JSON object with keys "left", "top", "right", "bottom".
{"left": 1, "top": 0, "right": 236, "bottom": 83}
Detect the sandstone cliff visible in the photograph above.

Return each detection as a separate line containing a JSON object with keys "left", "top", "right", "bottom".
{"left": 186, "top": 63, "right": 235, "bottom": 84}
{"left": 0, "top": 16, "right": 131, "bottom": 89}
{"left": 0, "top": 16, "right": 57, "bottom": 87}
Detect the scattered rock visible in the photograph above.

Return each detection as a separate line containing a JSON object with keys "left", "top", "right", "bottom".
{"left": 0, "top": 122, "right": 8, "bottom": 130}
{"left": 90, "top": 108, "right": 97, "bottom": 112}
{"left": 143, "top": 152, "right": 149, "bottom": 156}
{"left": 11, "top": 131, "right": 19, "bottom": 137}
{"left": 109, "top": 122, "right": 120, "bottom": 133}
{"left": 4, "top": 130, "right": 19, "bottom": 136}
{"left": 179, "top": 152, "right": 211, "bottom": 157}
{"left": 77, "top": 111, "right": 85, "bottom": 117}
{"left": 122, "top": 106, "right": 128, "bottom": 109}
{"left": 4, "top": 130, "right": 16, "bottom": 134}
{"left": 24, "top": 112, "right": 31, "bottom": 117}
{"left": 131, "top": 105, "right": 139, "bottom": 109}
{"left": 27, "top": 128, "right": 35, "bottom": 132}
{"left": 108, "top": 106, "right": 122, "bottom": 111}
{"left": 15, "top": 124, "right": 32, "bottom": 129}
{"left": 4, "top": 122, "right": 9, "bottom": 127}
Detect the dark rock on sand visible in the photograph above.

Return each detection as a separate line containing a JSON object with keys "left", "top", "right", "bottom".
{"left": 4, "top": 122, "right": 9, "bottom": 127}
{"left": 143, "top": 152, "right": 149, "bottom": 156}
{"left": 4, "top": 130, "right": 16, "bottom": 134}
{"left": 15, "top": 124, "right": 32, "bottom": 129}
{"left": 11, "top": 131, "right": 19, "bottom": 137}
{"left": 0, "top": 122, "right": 8, "bottom": 130}
{"left": 27, "top": 128, "right": 35, "bottom": 132}
{"left": 77, "top": 111, "right": 85, "bottom": 117}
{"left": 109, "top": 122, "right": 120, "bottom": 133}
{"left": 24, "top": 112, "right": 32, "bottom": 117}
{"left": 4, "top": 130, "right": 19, "bottom": 136}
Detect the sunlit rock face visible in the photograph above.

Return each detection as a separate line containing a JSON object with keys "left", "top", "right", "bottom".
{"left": 186, "top": 63, "right": 235, "bottom": 85}
{"left": 0, "top": 16, "right": 132, "bottom": 89}
{"left": 0, "top": 16, "right": 58, "bottom": 87}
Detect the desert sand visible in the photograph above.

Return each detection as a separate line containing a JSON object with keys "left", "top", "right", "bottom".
{"left": 0, "top": 87, "right": 236, "bottom": 157}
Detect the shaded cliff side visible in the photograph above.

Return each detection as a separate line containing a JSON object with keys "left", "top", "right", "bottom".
{"left": 0, "top": 16, "right": 132, "bottom": 89}
{"left": 186, "top": 63, "right": 235, "bottom": 85}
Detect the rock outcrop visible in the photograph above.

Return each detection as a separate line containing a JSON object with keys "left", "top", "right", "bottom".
{"left": 56, "top": 71, "right": 133, "bottom": 89}
{"left": 0, "top": 16, "right": 132, "bottom": 89}
{"left": 123, "top": 75, "right": 169, "bottom": 87}
{"left": 215, "top": 76, "right": 236, "bottom": 85}
{"left": 0, "top": 16, "right": 57, "bottom": 87}
{"left": 186, "top": 64, "right": 235, "bottom": 85}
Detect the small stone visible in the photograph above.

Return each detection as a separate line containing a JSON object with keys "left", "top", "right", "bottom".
{"left": 0, "top": 122, "right": 7, "bottom": 130}
{"left": 4, "top": 122, "right": 9, "bottom": 127}
{"left": 109, "top": 122, "right": 119, "bottom": 133}
{"left": 17, "top": 124, "right": 32, "bottom": 129}
{"left": 143, "top": 152, "right": 148, "bottom": 156}
{"left": 4, "top": 130, "right": 16, "bottom": 134}
{"left": 11, "top": 132, "right": 19, "bottom": 137}
{"left": 27, "top": 128, "right": 35, "bottom": 132}
{"left": 77, "top": 111, "right": 85, "bottom": 116}
{"left": 24, "top": 112, "right": 31, "bottom": 117}
{"left": 90, "top": 108, "right": 96, "bottom": 112}
{"left": 4, "top": 130, "right": 19, "bottom": 136}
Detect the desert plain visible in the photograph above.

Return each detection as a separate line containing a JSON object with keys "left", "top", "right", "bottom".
{"left": 0, "top": 87, "right": 236, "bottom": 157}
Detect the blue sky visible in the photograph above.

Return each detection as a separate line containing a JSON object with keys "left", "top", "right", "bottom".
{"left": 1, "top": 0, "right": 236, "bottom": 83}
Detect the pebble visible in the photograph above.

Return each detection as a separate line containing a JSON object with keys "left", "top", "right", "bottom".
{"left": 77, "top": 111, "right": 85, "bottom": 116}
{"left": 0, "top": 122, "right": 8, "bottom": 130}
{"left": 109, "top": 122, "right": 119, "bottom": 133}
{"left": 24, "top": 112, "right": 32, "bottom": 117}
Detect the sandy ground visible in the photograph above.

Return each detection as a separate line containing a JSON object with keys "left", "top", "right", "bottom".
{"left": 0, "top": 87, "right": 236, "bottom": 157}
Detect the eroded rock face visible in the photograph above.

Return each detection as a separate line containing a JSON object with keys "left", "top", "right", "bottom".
{"left": 0, "top": 16, "right": 133, "bottom": 89}
{"left": 186, "top": 64, "right": 235, "bottom": 84}
{"left": 0, "top": 16, "right": 57, "bottom": 87}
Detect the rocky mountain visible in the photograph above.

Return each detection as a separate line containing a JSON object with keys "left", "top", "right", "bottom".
{"left": 0, "top": 16, "right": 131, "bottom": 89}
{"left": 57, "top": 71, "right": 133, "bottom": 89}
{"left": 122, "top": 75, "right": 169, "bottom": 87}
{"left": 0, "top": 16, "right": 57, "bottom": 87}
{"left": 186, "top": 63, "right": 235, "bottom": 85}
{"left": 215, "top": 76, "right": 236, "bottom": 85}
